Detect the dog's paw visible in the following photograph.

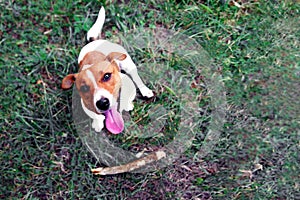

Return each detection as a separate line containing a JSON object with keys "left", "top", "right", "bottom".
{"left": 92, "top": 119, "right": 104, "bottom": 132}
{"left": 140, "top": 86, "right": 154, "bottom": 98}
{"left": 124, "top": 102, "right": 134, "bottom": 111}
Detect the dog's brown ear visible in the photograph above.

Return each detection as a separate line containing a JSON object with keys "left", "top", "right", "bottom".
{"left": 61, "top": 74, "right": 77, "bottom": 89}
{"left": 106, "top": 52, "right": 127, "bottom": 62}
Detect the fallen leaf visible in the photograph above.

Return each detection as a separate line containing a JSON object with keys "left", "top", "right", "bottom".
{"left": 239, "top": 169, "right": 253, "bottom": 179}
{"left": 254, "top": 163, "right": 263, "bottom": 172}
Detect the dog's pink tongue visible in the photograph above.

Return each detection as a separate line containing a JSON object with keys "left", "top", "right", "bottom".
{"left": 104, "top": 108, "right": 124, "bottom": 134}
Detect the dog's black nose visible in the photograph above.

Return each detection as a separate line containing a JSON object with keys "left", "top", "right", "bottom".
{"left": 96, "top": 98, "right": 110, "bottom": 111}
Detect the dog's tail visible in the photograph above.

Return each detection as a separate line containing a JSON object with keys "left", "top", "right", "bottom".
{"left": 87, "top": 7, "right": 105, "bottom": 42}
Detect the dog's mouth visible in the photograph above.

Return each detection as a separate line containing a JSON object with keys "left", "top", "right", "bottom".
{"left": 93, "top": 96, "right": 123, "bottom": 134}
{"left": 103, "top": 107, "right": 124, "bottom": 134}
{"left": 94, "top": 103, "right": 124, "bottom": 134}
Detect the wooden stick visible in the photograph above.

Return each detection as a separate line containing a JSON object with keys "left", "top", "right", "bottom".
{"left": 91, "top": 151, "right": 166, "bottom": 175}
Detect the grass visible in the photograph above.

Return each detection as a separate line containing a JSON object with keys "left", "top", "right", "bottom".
{"left": 1, "top": 0, "right": 299, "bottom": 199}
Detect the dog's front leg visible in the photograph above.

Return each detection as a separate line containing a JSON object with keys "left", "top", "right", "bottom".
{"left": 91, "top": 115, "right": 105, "bottom": 132}
{"left": 81, "top": 99, "right": 105, "bottom": 132}
{"left": 119, "top": 73, "right": 136, "bottom": 112}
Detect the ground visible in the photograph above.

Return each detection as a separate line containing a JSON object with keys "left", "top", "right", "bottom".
{"left": 1, "top": 0, "right": 299, "bottom": 199}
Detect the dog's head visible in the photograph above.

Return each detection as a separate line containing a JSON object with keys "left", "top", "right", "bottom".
{"left": 62, "top": 52, "right": 127, "bottom": 114}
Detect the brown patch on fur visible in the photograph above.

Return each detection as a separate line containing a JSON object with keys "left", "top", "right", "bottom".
{"left": 89, "top": 61, "right": 121, "bottom": 99}
{"left": 61, "top": 74, "right": 77, "bottom": 89}
{"left": 106, "top": 52, "right": 127, "bottom": 62}
{"left": 74, "top": 70, "right": 97, "bottom": 113}
{"left": 79, "top": 51, "right": 106, "bottom": 69}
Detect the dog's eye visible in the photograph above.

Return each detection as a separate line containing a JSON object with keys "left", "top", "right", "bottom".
{"left": 80, "top": 85, "right": 90, "bottom": 93}
{"left": 102, "top": 73, "right": 111, "bottom": 82}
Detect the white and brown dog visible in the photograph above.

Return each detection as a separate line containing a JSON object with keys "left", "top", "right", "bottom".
{"left": 62, "top": 7, "right": 153, "bottom": 134}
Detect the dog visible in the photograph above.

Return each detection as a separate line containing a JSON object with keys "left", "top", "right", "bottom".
{"left": 62, "top": 7, "right": 154, "bottom": 134}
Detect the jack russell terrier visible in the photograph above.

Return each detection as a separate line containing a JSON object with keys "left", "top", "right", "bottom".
{"left": 62, "top": 7, "right": 154, "bottom": 134}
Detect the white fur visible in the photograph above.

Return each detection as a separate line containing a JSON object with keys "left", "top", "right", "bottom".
{"left": 81, "top": 64, "right": 92, "bottom": 70}
{"left": 87, "top": 7, "right": 105, "bottom": 41}
{"left": 81, "top": 99, "right": 105, "bottom": 132}
{"left": 119, "top": 73, "right": 136, "bottom": 112}
{"left": 86, "top": 70, "right": 97, "bottom": 89}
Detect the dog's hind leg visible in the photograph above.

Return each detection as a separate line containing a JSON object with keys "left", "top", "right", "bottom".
{"left": 118, "top": 57, "right": 154, "bottom": 98}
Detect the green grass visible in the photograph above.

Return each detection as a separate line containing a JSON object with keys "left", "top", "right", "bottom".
{"left": 1, "top": 0, "right": 300, "bottom": 199}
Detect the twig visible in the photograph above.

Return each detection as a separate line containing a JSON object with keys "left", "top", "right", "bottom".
{"left": 91, "top": 151, "right": 166, "bottom": 175}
